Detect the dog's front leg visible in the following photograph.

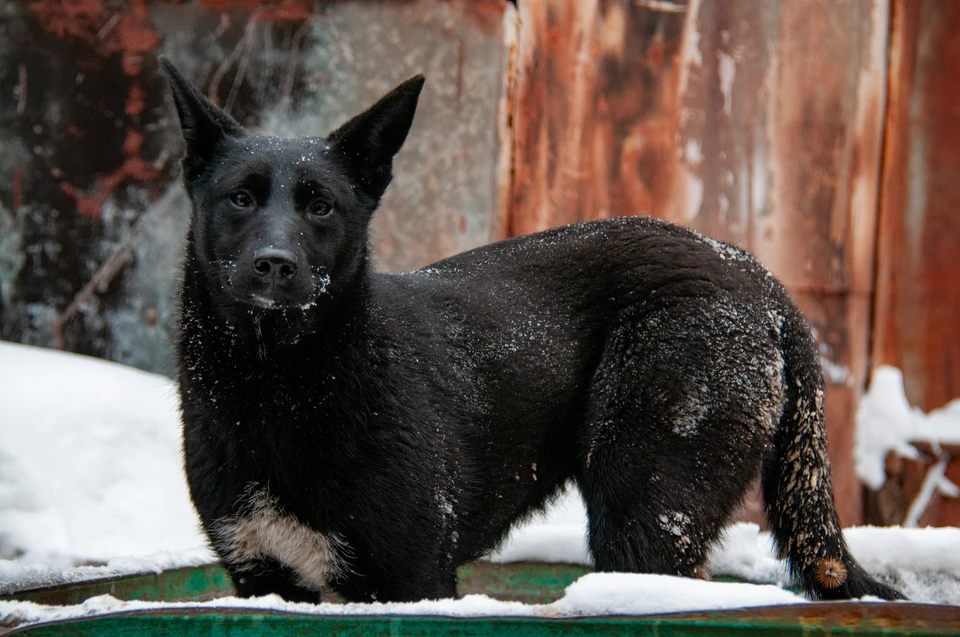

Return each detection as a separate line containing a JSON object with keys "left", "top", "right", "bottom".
{"left": 227, "top": 556, "right": 321, "bottom": 603}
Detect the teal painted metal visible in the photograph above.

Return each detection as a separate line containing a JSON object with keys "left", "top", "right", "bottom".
{"left": 4, "top": 564, "right": 958, "bottom": 635}
{"left": 3, "top": 562, "right": 589, "bottom": 606}
{"left": 0, "top": 565, "right": 233, "bottom": 606}
{"left": 458, "top": 562, "right": 590, "bottom": 602}
{"left": 7, "top": 604, "right": 960, "bottom": 637}
{"left": 2, "top": 562, "right": 800, "bottom": 608}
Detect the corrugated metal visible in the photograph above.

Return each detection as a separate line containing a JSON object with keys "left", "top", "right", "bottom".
{"left": 870, "top": 0, "right": 960, "bottom": 527}
{"left": 507, "top": 0, "right": 891, "bottom": 525}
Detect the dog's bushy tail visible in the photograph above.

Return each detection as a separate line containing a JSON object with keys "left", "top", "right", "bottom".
{"left": 761, "top": 307, "right": 905, "bottom": 601}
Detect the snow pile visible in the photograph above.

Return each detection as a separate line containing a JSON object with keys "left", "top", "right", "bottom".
{"left": 489, "top": 485, "right": 590, "bottom": 565}
{"left": 551, "top": 573, "right": 803, "bottom": 616}
{"left": 710, "top": 523, "right": 960, "bottom": 604}
{"left": 707, "top": 522, "right": 785, "bottom": 584}
{"left": 855, "top": 366, "right": 960, "bottom": 490}
{"left": 0, "top": 572, "right": 807, "bottom": 626}
{"left": 0, "top": 341, "right": 210, "bottom": 566}
{"left": 487, "top": 489, "right": 960, "bottom": 604}
{"left": 0, "top": 550, "right": 214, "bottom": 596}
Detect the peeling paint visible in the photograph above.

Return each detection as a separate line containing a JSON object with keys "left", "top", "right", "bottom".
{"left": 0, "top": 203, "right": 26, "bottom": 310}
{"left": 0, "top": 0, "right": 507, "bottom": 375}
{"left": 676, "top": 0, "right": 703, "bottom": 100}
{"left": 871, "top": 0, "right": 960, "bottom": 526}
{"left": 717, "top": 50, "right": 735, "bottom": 116}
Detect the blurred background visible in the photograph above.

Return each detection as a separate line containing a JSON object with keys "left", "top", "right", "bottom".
{"left": 0, "top": 0, "right": 957, "bottom": 535}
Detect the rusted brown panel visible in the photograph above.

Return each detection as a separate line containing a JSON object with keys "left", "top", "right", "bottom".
{"left": 712, "top": 7, "right": 891, "bottom": 534}
{"left": 508, "top": 0, "right": 889, "bottom": 524}
{"left": 673, "top": 2, "right": 887, "bottom": 524}
{"left": 508, "top": 0, "right": 687, "bottom": 236}
{"left": 871, "top": 0, "right": 960, "bottom": 526}
{"left": 746, "top": 2, "right": 889, "bottom": 297}
{"left": 874, "top": 0, "right": 960, "bottom": 412}
{"left": 511, "top": 0, "right": 888, "bottom": 288}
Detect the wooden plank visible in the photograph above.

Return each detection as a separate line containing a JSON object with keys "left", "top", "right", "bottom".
{"left": 870, "top": 0, "right": 960, "bottom": 527}
{"left": 508, "top": 0, "right": 890, "bottom": 525}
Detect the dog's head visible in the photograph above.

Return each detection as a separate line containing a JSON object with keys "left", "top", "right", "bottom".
{"left": 161, "top": 59, "right": 423, "bottom": 327}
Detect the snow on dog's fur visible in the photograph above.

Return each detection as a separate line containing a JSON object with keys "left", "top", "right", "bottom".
{"left": 162, "top": 59, "right": 903, "bottom": 603}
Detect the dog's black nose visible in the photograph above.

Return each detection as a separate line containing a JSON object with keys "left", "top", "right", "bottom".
{"left": 253, "top": 248, "right": 298, "bottom": 282}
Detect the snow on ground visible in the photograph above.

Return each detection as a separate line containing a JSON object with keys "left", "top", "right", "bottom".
{"left": 0, "top": 549, "right": 214, "bottom": 596}
{"left": 1, "top": 342, "right": 958, "bottom": 625}
{"left": 0, "top": 573, "right": 808, "bottom": 626}
{"left": 492, "top": 487, "right": 960, "bottom": 604}
{"left": 0, "top": 341, "right": 210, "bottom": 568}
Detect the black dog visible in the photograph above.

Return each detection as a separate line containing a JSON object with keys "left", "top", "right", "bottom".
{"left": 161, "top": 59, "right": 903, "bottom": 603}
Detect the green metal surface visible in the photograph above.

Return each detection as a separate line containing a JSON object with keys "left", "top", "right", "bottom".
{"left": 4, "top": 564, "right": 959, "bottom": 636}
{"left": 0, "top": 564, "right": 233, "bottom": 606}
{"left": 2, "top": 562, "right": 794, "bottom": 608}
{"left": 458, "top": 562, "right": 591, "bottom": 603}
{"left": 7, "top": 604, "right": 960, "bottom": 637}
{"left": 2, "top": 561, "right": 591, "bottom": 606}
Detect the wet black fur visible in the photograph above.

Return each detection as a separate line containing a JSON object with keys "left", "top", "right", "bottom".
{"left": 162, "top": 59, "right": 904, "bottom": 603}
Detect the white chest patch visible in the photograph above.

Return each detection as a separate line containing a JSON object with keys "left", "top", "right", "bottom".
{"left": 212, "top": 488, "right": 349, "bottom": 592}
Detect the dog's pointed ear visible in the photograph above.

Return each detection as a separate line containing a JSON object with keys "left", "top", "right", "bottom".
{"left": 328, "top": 75, "right": 425, "bottom": 198}
{"left": 159, "top": 57, "right": 244, "bottom": 176}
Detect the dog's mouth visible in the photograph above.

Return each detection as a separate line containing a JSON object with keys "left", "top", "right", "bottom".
{"left": 249, "top": 294, "right": 283, "bottom": 309}
{"left": 240, "top": 273, "right": 331, "bottom": 312}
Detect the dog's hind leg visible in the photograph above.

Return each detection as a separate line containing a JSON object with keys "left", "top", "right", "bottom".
{"left": 578, "top": 300, "right": 779, "bottom": 578}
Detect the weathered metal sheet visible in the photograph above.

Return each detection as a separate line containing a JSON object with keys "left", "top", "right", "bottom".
{"left": 508, "top": 0, "right": 890, "bottom": 525}
{"left": 7, "top": 602, "right": 960, "bottom": 637}
{"left": 0, "top": 564, "right": 232, "bottom": 606}
{"left": 508, "top": 0, "right": 688, "bottom": 237}
{"left": 3, "top": 562, "right": 959, "bottom": 635}
{"left": 870, "top": 0, "right": 960, "bottom": 527}
{"left": 2, "top": 561, "right": 593, "bottom": 607}
{"left": 0, "top": 0, "right": 509, "bottom": 374}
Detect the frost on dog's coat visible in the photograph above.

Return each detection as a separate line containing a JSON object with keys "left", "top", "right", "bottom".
{"left": 161, "top": 59, "right": 904, "bottom": 603}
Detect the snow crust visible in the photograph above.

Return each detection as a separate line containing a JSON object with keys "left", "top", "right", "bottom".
{"left": 488, "top": 488, "right": 960, "bottom": 604}
{"left": 1, "top": 342, "right": 958, "bottom": 626}
{"left": 0, "top": 550, "right": 214, "bottom": 596}
{"left": 855, "top": 366, "right": 960, "bottom": 490}
{"left": 0, "top": 572, "right": 808, "bottom": 627}
{"left": 0, "top": 341, "right": 210, "bottom": 566}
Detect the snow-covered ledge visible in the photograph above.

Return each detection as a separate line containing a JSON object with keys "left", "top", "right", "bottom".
{"left": 856, "top": 366, "right": 960, "bottom": 526}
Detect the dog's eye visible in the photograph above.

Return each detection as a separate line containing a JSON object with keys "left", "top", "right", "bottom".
{"left": 229, "top": 191, "right": 254, "bottom": 209}
{"left": 309, "top": 200, "right": 333, "bottom": 217}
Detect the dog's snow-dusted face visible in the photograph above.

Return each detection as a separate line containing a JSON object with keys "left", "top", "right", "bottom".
{"left": 161, "top": 59, "right": 424, "bottom": 322}
{"left": 188, "top": 134, "right": 352, "bottom": 311}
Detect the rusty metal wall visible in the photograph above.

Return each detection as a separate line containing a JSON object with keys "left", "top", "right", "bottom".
{"left": 507, "top": 0, "right": 890, "bottom": 525}
{"left": 1, "top": 0, "right": 958, "bottom": 524}
{"left": 868, "top": 0, "right": 960, "bottom": 527}
{"left": 0, "top": 0, "right": 510, "bottom": 374}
